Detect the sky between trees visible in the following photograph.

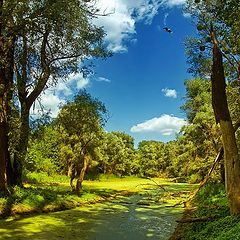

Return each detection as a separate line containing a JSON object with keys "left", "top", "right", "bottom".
{"left": 31, "top": 0, "right": 195, "bottom": 146}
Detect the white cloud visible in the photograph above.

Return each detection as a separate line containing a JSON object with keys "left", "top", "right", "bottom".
{"left": 130, "top": 114, "right": 187, "bottom": 135}
{"left": 94, "top": 0, "right": 163, "bottom": 52}
{"left": 31, "top": 90, "right": 65, "bottom": 118}
{"left": 94, "top": 0, "right": 186, "bottom": 53}
{"left": 161, "top": 0, "right": 186, "bottom": 7}
{"left": 162, "top": 88, "right": 177, "bottom": 98}
{"left": 55, "top": 82, "right": 72, "bottom": 96}
{"left": 67, "top": 73, "right": 90, "bottom": 90}
{"left": 30, "top": 73, "right": 90, "bottom": 119}
{"left": 97, "top": 77, "right": 111, "bottom": 83}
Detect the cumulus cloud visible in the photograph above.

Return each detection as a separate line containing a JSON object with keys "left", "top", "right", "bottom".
{"left": 130, "top": 114, "right": 187, "bottom": 135}
{"left": 54, "top": 82, "right": 72, "bottom": 96}
{"left": 94, "top": 0, "right": 186, "bottom": 52}
{"left": 161, "top": 0, "right": 186, "bottom": 7}
{"left": 30, "top": 73, "right": 90, "bottom": 118}
{"left": 31, "top": 90, "right": 65, "bottom": 118}
{"left": 94, "top": 0, "right": 163, "bottom": 52}
{"left": 67, "top": 73, "right": 90, "bottom": 90}
{"left": 162, "top": 88, "right": 177, "bottom": 98}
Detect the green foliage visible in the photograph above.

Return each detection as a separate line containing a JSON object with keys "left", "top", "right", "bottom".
{"left": 181, "top": 182, "right": 240, "bottom": 240}
{"left": 137, "top": 140, "right": 166, "bottom": 177}
{"left": 185, "top": 0, "right": 240, "bottom": 81}
{"left": 193, "top": 182, "right": 229, "bottom": 217}
{"left": 183, "top": 216, "right": 240, "bottom": 240}
{"left": 97, "top": 132, "right": 131, "bottom": 176}
{"left": 26, "top": 126, "right": 61, "bottom": 175}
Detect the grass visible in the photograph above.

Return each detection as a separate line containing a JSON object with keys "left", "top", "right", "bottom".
{"left": 171, "top": 181, "right": 240, "bottom": 240}
{"left": 0, "top": 172, "right": 195, "bottom": 219}
{"left": 0, "top": 174, "right": 196, "bottom": 240}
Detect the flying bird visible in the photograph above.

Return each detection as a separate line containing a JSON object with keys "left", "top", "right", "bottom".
{"left": 163, "top": 27, "right": 173, "bottom": 33}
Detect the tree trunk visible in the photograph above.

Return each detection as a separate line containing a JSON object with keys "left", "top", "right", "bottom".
{"left": 0, "top": 121, "right": 7, "bottom": 192}
{"left": 12, "top": 105, "right": 30, "bottom": 186}
{"left": 76, "top": 155, "right": 89, "bottom": 195}
{"left": 0, "top": 3, "right": 15, "bottom": 191}
{"left": 211, "top": 29, "right": 240, "bottom": 215}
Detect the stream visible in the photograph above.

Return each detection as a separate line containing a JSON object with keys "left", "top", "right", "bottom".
{"left": 0, "top": 189, "right": 185, "bottom": 240}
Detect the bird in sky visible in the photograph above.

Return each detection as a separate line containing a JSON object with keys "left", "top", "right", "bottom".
{"left": 163, "top": 27, "right": 173, "bottom": 33}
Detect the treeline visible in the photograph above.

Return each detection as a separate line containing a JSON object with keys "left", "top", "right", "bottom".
{"left": 25, "top": 78, "right": 240, "bottom": 185}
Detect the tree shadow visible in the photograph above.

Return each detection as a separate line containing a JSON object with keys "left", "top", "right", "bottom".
{"left": 0, "top": 179, "right": 137, "bottom": 219}
{"left": 0, "top": 189, "right": 185, "bottom": 240}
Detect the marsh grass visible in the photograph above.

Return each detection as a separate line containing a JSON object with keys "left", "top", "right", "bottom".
{"left": 0, "top": 173, "right": 192, "bottom": 218}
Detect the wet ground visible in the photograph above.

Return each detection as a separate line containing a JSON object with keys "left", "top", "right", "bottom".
{"left": 0, "top": 188, "right": 185, "bottom": 240}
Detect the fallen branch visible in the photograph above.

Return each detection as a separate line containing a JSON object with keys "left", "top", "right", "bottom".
{"left": 145, "top": 177, "right": 167, "bottom": 191}
{"left": 186, "top": 119, "right": 240, "bottom": 204}
{"left": 187, "top": 147, "right": 224, "bottom": 203}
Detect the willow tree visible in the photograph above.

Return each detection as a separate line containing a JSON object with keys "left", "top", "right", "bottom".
{"left": 186, "top": 0, "right": 240, "bottom": 215}
{"left": 7, "top": 0, "right": 110, "bottom": 186}
{"left": 57, "top": 91, "right": 107, "bottom": 195}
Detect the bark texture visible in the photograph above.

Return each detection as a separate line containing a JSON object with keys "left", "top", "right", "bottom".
{"left": 0, "top": 1, "right": 15, "bottom": 190}
{"left": 76, "top": 155, "right": 89, "bottom": 196}
{"left": 211, "top": 29, "right": 240, "bottom": 215}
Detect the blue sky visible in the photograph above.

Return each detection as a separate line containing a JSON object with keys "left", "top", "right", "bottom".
{"left": 32, "top": 0, "right": 197, "bottom": 146}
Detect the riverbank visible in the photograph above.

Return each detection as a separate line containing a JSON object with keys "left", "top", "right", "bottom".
{"left": 0, "top": 173, "right": 195, "bottom": 219}
{"left": 0, "top": 174, "right": 195, "bottom": 239}
{"left": 169, "top": 181, "right": 240, "bottom": 240}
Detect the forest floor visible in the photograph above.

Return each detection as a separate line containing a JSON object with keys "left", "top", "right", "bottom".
{"left": 0, "top": 174, "right": 196, "bottom": 239}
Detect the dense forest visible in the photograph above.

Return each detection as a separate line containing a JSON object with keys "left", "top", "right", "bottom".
{"left": 0, "top": 0, "right": 240, "bottom": 239}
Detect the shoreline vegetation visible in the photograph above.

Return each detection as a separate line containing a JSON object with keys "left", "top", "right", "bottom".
{"left": 1, "top": 173, "right": 240, "bottom": 239}
{"left": 170, "top": 182, "right": 240, "bottom": 240}
{"left": 0, "top": 173, "right": 193, "bottom": 219}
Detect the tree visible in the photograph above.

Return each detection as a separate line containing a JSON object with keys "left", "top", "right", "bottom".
{"left": 8, "top": 0, "right": 110, "bottom": 186}
{"left": 185, "top": 0, "right": 240, "bottom": 214}
{"left": 0, "top": 0, "right": 16, "bottom": 191}
{"left": 137, "top": 140, "right": 166, "bottom": 177}
{"left": 57, "top": 91, "right": 107, "bottom": 195}
{"left": 26, "top": 124, "right": 61, "bottom": 175}
{"left": 97, "top": 132, "right": 134, "bottom": 176}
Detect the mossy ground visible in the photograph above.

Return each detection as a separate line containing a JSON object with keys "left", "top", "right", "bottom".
{"left": 0, "top": 173, "right": 194, "bottom": 218}
{"left": 0, "top": 174, "right": 195, "bottom": 240}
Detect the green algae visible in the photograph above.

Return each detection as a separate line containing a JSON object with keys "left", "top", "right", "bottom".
{"left": 0, "top": 179, "right": 194, "bottom": 240}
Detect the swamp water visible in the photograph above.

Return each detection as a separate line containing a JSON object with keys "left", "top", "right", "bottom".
{"left": 0, "top": 185, "right": 189, "bottom": 239}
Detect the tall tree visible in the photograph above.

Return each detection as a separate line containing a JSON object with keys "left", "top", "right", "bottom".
{"left": 10, "top": 0, "right": 110, "bottom": 186}
{"left": 0, "top": 0, "right": 16, "bottom": 191}
{"left": 57, "top": 91, "right": 107, "bottom": 195}
{"left": 186, "top": 0, "right": 240, "bottom": 214}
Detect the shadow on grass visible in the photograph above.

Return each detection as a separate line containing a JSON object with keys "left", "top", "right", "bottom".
{"left": 0, "top": 190, "right": 185, "bottom": 240}
{"left": 0, "top": 182, "right": 124, "bottom": 219}
{"left": 0, "top": 178, "right": 196, "bottom": 239}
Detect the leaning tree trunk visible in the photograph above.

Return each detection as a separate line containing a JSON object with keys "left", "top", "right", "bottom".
{"left": 76, "top": 155, "right": 89, "bottom": 196}
{"left": 211, "top": 29, "right": 240, "bottom": 215}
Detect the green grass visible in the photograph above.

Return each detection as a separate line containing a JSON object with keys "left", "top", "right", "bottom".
{"left": 0, "top": 173, "right": 195, "bottom": 218}
{"left": 0, "top": 174, "right": 196, "bottom": 240}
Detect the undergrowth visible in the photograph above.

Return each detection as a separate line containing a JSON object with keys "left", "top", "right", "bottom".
{"left": 180, "top": 181, "right": 240, "bottom": 240}
{"left": 0, "top": 172, "right": 120, "bottom": 218}
{"left": 1, "top": 173, "right": 174, "bottom": 218}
